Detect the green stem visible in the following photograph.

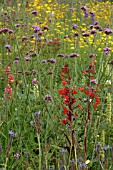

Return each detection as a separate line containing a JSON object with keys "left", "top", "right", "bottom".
{"left": 37, "top": 133, "right": 42, "bottom": 170}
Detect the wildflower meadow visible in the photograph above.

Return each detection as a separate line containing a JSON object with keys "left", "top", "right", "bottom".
{"left": 0, "top": 0, "right": 113, "bottom": 169}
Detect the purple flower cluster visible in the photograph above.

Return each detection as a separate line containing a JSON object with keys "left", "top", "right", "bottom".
{"left": 9, "top": 130, "right": 16, "bottom": 137}
{"left": 5, "top": 44, "right": 12, "bottom": 52}
{"left": 81, "top": 6, "right": 88, "bottom": 19}
{"left": 31, "top": 10, "right": 38, "bottom": 16}
{"left": 0, "top": 28, "right": 14, "bottom": 34}
{"left": 57, "top": 53, "right": 79, "bottom": 58}
{"left": 47, "top": 58, "right": 56, "bottom": 63}
{"left": 103, "top": 47, "right": 111, "bottom": 56}
{"left": 45, "top": 94, "right": 52, "bottom": 101}
{"left": 72, "top": 24, "right": 77, "bottom": 29}
{"left": 32, "top": 26, "right": 40, "bottom": 33}
{"left": 104, "top": 28, "right": 112, "bottom": 35}
{"left": 90, "top": 11, "right": 95, "bottom": 24}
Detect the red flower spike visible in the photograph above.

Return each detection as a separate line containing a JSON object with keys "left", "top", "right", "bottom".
{"left": 78, "top": 87, "right": 85, "bottom": 91}
{"left": 62, "top": 64, "right": 69, "bottom": 71}
{"left": 4, "top": 65, "right": 11, "bottom": 73}
{"left": 85, "top": 89, "right": 89, "bottom": 95}
{"left": 89, "top": 92, "right": 94, "bottom": 98}
{"left": 62, "top": 118, "right": 68, "bottom": 124}
{"left": 63, "top": 108, "right": 68, "bottom": 114}
{"left": 8, "top": 74, "right": 14, "bottom": 84}
{"left": 60, "top": 78, "right": 65, "bottom": 81}
{"left": 77, "top": 104, "right": 83, "bottom": 110}
{"left": 72, "top": 89, "right": 77, "bottom": 94}
{"left": 62, "top": 81, "right": 68, "bottom": 85}
{"left": 94, "top": 96, "right": 100, "bottom": 109}
{"left": 96, "top": 97, "right": 100, "bottom": 103}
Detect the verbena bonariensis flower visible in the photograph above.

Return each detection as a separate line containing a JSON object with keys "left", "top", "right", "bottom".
{"left": 72, "top": 24, "right": 77, "bottom": 29}
{"left": 103, "top": 47, "right": 111, "bottom": 56}
{"left": 45, "top": 94, "right": 52, "bottom": 101}
{"left": 90, "top": 29, "right": 97, "bottom": 35}
{"left": 47, "top": 58, "right": 56, "bottom": 63}
{"left": 32, "top": 78, "right": 38, "bottom": 84}
{"left": 5, "top": 44, "right": 12, "bottom": 52}
{"left": 25, "top": 56, "right": 31, "bottom": 61}
{"left": 82, "top": 32, "right": 90, "bottom": 37}
{"left": 32, "top": 26, "right": 40, "bottom": 33}
{"left": 42, "top": 25, "right": 49, "bottom": 31}
{"left": 9, "top": 130, "right": 16, "bottom": 137}
{"left": 14, "top": 153, "right": 20, "bottom": 158}
{"left": 70, "top": 53, "right": 79, "bottom": 58}
{"left": 90, "top": 11, "right": 95, "bottom": 24}
{"left": 94, "top": 25, "right": 103, "bottom": 31}
{"left": 69, "top": 8, "right": 74, "bottom": 12}
{"left": 31, "top": 10, "right": 38, "bottom": 16}
{"left": 104, "top": 28, "right": 112, "bottom": 35}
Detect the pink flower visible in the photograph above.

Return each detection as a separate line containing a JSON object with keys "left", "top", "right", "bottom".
{"left": 4, "top": 84, "right": 12, "bottom": 95}
{"left": 8, "top": 74, "right": 14, "bottom": 84}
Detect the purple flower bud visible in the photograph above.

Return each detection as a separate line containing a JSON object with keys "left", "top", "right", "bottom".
{"left": 73, "top": 32, "right": 79, "bottom": 37}
{"left": 70, "top": 53, "right": 79, "bottom": 58}
{"left": 15, "top": 24, "right": 20, "bottom": 27}
{"left": 97, "top": 142, "right": 102, "bottom": 147}
{"left": 32, "top": 26, "right": 40, "bottom": 33}
{"left": 84, "top": 11, "right": 88, "bottom": 19}
{"left": 103, "top": 145, "right": 110, "bottom": 151}
{"left": 42, "top": 60, "right": 47, "bottom": 63}
{"left": 48, "top": 18, "right": 52, "bottom": 23}
{"left": 79, "top": 163, "right": 87, "bottom": 168}
{"left": 72, "top": 24, "right": 77, "bottom": 29}
{"left": 2, "top": 28, "right": 9, "bottom": 33}
{"left": 59, "top": 150, "right": 66, "bottom": 154}
{"left": 34, "top": 111, "right": 40, "bottom": 115}
{"left": 8, "top": 29, "right": 14, "bottom": 34}
{"left": 81, "top": 6, "right": 87, "bottom": 11}
{"left": 25, "top": 56, "right": 31, "bottom": 61}
{"left": 94, "top": 25, "right": 103, "bottom": 31}
{"left": 45, "top": 94, "right": 52, "bottom": 101}
{"left": 104, "top": 28, "right": 112, "bottom": 35}
{"left": 69, "top": 8, "right": 74, "bottom": 12}
{"left": 32, "top": 78, "right": 38, "bottom": 84}
{"left": 31, "top": 70, "right": 37, "bottom": 75}
{"left": 14, "top": 153, "right": 20, "bottom": 158}
{"left": 21, "top": 36, "right": 28, "bottom": 41}
{"left": 90, "top": 29, "right": 97, "bottom": 35}
{"left": 4, "top": 11, "right": 8, "bottom": 15}
{"left": 22, "top": 23, "right": 27, "bottom": 27}
{"left": 90, "top": 11, "right": 95, "bottom": 17}
{"left": 90, "top": 79, "right": 97, "bottom": 84}
{"left": 38, "top": 31, "right": 43, "bottom": 36}
{"left": 9, "top": 130, "right": 16, "bottom": 137}
{"left": 89, "top": 25, "right": 94, "bottom": 29}
{"left": 42, "top": 25, "right": 49, "bottom": 31}
{"left": 47, "top": 58, "right": 56, "bottom": 63}
{"left": 94, "top": 21, "right": 99, "bottom": 25}
{"left": 89, "top": 53, "right": 95, "bottom": 58}
{"left": 31, "top": 10, "right": 38, "bottom": 16}
{"left": 5, "top": 44, "right": 12, "bottom": 52}
{"left": 82, "top": 32, "right": 90, "bottom": 37}
{"left": 15, "top": 60, "right": 18, "bottom": 64}
{"left": 57, "top": 54, "right": 65, "bottom": 57}
{"left": 29, "top": 49, "right": 34, "bottom": 52}
{"left": 64, "top": 54, "right": 68, "bottom": 58}
{"left": 103, "top": 47, "right": 111, "bottom": 55}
